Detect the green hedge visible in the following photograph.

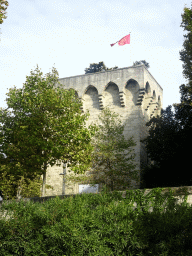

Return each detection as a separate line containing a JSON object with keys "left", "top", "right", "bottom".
{"left": 0, "top": 187, "right": 192, "bottom": 255}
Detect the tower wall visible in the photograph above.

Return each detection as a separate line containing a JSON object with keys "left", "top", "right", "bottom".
{"left": 41, "top": 64, "right": 163, "bottom": 196}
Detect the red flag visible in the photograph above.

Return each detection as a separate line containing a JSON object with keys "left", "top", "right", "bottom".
{"left": 118, "top": 34, "right": 130, "bottom": 46}
{"left": 110, "top": 34, "right": 130, "bottom": 47}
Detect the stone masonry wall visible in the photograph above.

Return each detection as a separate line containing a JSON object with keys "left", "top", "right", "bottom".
{"left": 40, "top": 64, "right": 163, "bottom": 197}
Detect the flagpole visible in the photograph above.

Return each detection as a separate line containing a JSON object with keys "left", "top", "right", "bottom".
{"left": 118, "top": 32, "right": 131, "bottom": 42}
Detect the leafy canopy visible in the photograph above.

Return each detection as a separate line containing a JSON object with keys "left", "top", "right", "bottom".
{"left": 133, "top": 60, "right": 150, "bottom": 69}
{"left": 85, "top": 61, "right": 118, "bottom": 74}
{"left": 0, "top": 0, "right": 8, "bottom": 25}
{"left": 140, "top": 4, "right": 192, "bottom": 189}
{"left": 0, "top": 64, "right": 98, "bottom": 198}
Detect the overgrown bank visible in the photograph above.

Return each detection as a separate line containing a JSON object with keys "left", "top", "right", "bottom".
{"left": 0, "top": 187, "right": 192, "bottom": 255}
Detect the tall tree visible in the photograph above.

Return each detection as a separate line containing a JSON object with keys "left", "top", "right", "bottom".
{"left": 141, "top": 106, "right": 181, "bottom": 165}
{"left": 0, "top": 0, "right": 8, "bottom": 40}
{"left": 173, "top": 3, "right": 192, "bottom": 131}
{"left": 0, "top": 0, "right": 8, "bottom": 24}
{"left": 85, "top": 61, "right": 118, "bottom": 74}
{"left": 171, "top": 3, "right": 192, "bottom": 185}
{"left": 64, "top": 107, "right": 140, "bottom": 192}
{"left": 0, "top": 65, "right": 98, "bottom": 198}
{"left": 178, "top": 4, "right": 192, "bottom": 88}
{"left": 140, "top": 5, "right": 192, "bottom": 189}
{"left": 133, "top": 60, "right": 150, "bottom": 69}
{"left": 139, "top": 105, "right": 191, "bottom": 188}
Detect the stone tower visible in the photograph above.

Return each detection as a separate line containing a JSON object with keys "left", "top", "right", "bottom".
{"left": 40, "top": 64, "right": 163, "bottom": 196}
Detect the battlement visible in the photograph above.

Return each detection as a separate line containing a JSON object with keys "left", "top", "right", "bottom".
{"left": 56, "top": 64, "right": 163, "bottom": 109}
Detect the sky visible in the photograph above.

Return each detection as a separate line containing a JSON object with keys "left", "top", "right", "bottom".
{"left": 0, "top": 0, "right": 191, "bottom": 114}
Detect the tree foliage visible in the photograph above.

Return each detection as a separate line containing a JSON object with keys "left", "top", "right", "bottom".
{"left": 0, "top": 65, "right": 98, "bottom": 199}
{"left": 173, "top": 3, "right": 192, "bottom": 130}
{"left": 0, "top": 164, "right": 44, "bottom": 200}
{"left": 0, "top": 0, "right": 8, "bottom": 25}
{"left": 179, "top": 3, "right": 192, "bottom": 86}
{"left": 133, "top": 60, "right": 150, "bottom": 69}
{"left": 85, "top": 61, "right": 118, "bottom": 74}
{"left": 141, "top": 106, "right": 181, "bottom": 164}
{"left": 140, "top": 105, "right": 192, "bottom": 189}
{"left": 140, "top": 5, "right": 192, "bottom": 189}
{"left": 65, "top": 107, "right": 140, "bottom": 192}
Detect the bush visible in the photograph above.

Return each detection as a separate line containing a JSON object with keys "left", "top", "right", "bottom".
{"left": 0, "top": 164, "right": 43, "bottom": 200}
{"left": 0, "top": 187, "right": 192, "bottom": 255}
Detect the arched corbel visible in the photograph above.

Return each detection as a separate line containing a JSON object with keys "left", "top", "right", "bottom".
{"left": 119, "top": 91, "right": 125, "bottom": 107}
{"left": 136, "top": 88, "right": 146, "bottom": 105}
{"left": 150, "top": 102, "right": 159, "bottom": 117}
{"left": 98, "top": 94, "right": 104, "bottom": 110}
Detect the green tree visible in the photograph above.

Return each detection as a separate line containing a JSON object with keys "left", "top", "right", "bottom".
{"left": 141, "top": 106, "right": 181, "bottom": 165}
{"left": 173, "top": 3, "right": 192, "bottom": 131}
{"left": 133, "top": 60, "right": 150, "bottom": 69}
{"left": 140, "top": 5, "right": 192, "bottom": 189}
{"left": 168, "top": 4, "right": 192, "bottom": 187}
{"left": 140, "top": 102, "right": 192, "bottom": 188}
{"left": 85, "top": 61, "right": 118, "bottom": 74}
{"left": 140, "top": 105, "right": 191, "bottom": 188}
{"left": 0, "top": 0, "right": 8, "bottom": 24}
{"left": 178, "top": 4, "right": 192, "bottom": 88}
{"left": 0, "top": 65, "right": 98, "bottom": 199}
{"left": 0, "top": 0, "right": 8, "bottom": 41}
{"left": 65, "top": 107, "right": 140, "bottom": 192}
